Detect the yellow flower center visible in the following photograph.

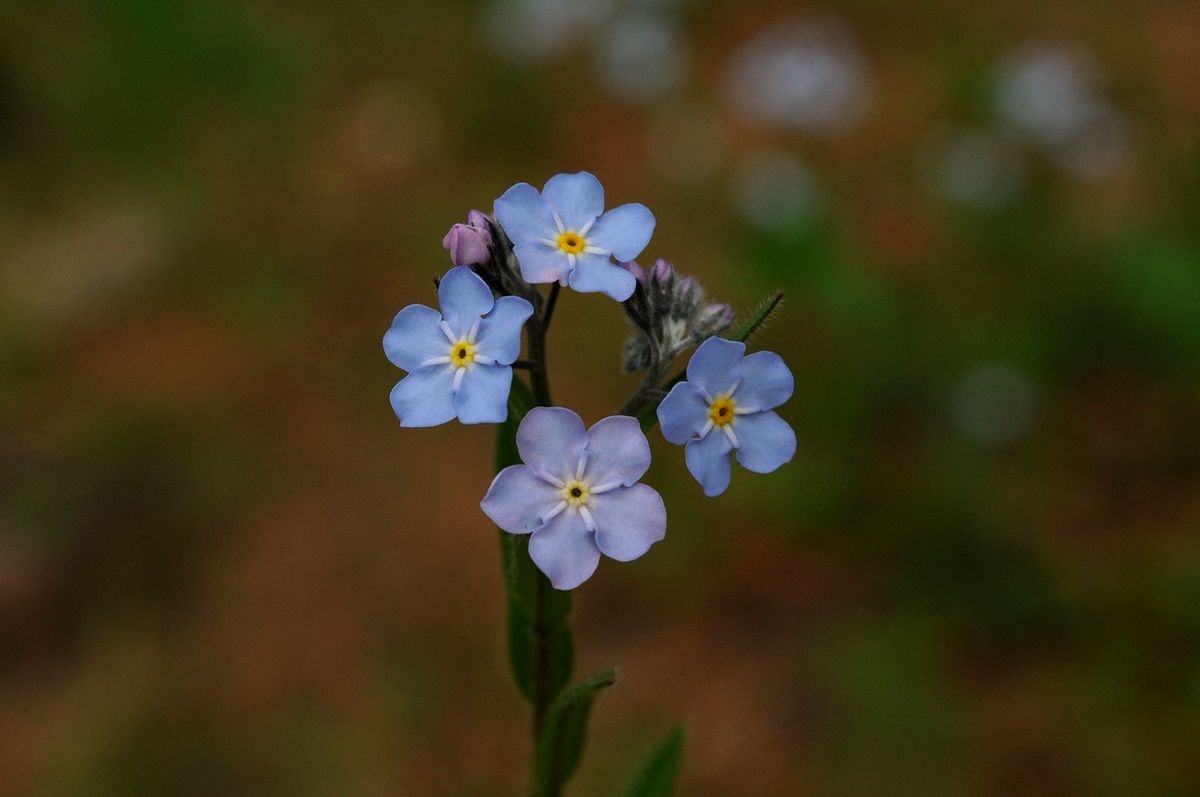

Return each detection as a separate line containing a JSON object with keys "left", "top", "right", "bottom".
{"left": 555, "top": 231, "right": 587, "bottom": 254}
{"left": 563, "top": 480, "right": 589, "bottom": 506}
{"left": 449, "top": 340, "right": 476, "bottom": 367}
{"left": 709, "top": 396, "right": 736, "bottom": 427}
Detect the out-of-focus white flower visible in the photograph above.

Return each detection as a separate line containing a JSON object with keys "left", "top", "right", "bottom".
{"left": 485, "top": 0, "right": 614, "bottom": 62}
{"left": 917, "top": 128, "right": 1026, "bottom": 211}
{"left": 993, "top": 43, "right": 1130, "bottom": 181}
{"left": 732, "top": 151, "right": 824, "bottom": 234}
{"left": 594, "top": 13, "right": 688, "bottom": 103}
{"left": 725, "top": 19, "right": 870, "bottom": 134}
{"left": 994, "top": 44, "right": 1101, "bottom": 146}
{"left": 952, "top": 363, "right": 1037, "bottom": 447}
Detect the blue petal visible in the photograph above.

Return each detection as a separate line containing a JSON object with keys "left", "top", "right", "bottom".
{"left": 587, "top": 203, "right": 655, "bottom": 261}
{"left": 684, "top": 429, "right": 734, "bottom": 497}
{"left": 481, "top": 465, "right": 563, "bottom": 534}
{"left": 591, "top": 483, "right": 666, "bottom": 562}
{"left": 567, "top": 254, "right": 637, "bottom": 301}
{"left": 389, "top": 366, "right": 456, "bottom": 427}
{"left": 438, "top": 266, "right": 494, "bottom": 338}
{"left": 514, "top": 242, "right": 571, "bottom": 285}
{"left": 528, "top": 508, "right": 601, "bottom": 590}
{"left": 517, "top": 406, "right": 588, "bottom": 481}
{"left": 686, "top": 337, "right": 745, "bottom": 397}
{"left": 477, "top": 296, "right": 534, "bottom": 365}
{"left": 734, "top": 410, "right": 796, "bottom": 473}
{"left": 542, "top": 171, "right": 604, "bottom": 231}
{"left": 582, "top": 416, "right": 651, "bottom": 487}
{"left": 494, "top": 182, "right": 558, "bottom": 247}
{"left": 383, "top": 304, "right": 448, "bottom": 371}
{"left": 455, "top": 364, "right": 512, "bottom": 424}
{"left": 656, "top": 381, "right": 710, "bottom": 445}
{"left": 734, "top": 351, "right": 794, "bottom": 412}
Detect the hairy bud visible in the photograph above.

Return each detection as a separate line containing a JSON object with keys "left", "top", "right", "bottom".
{"left": 619, "top": 259, "right": 734, "bottom": 373}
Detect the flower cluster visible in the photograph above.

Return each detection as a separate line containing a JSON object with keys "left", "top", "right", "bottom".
{"left": 384, "top": 171, "right": 796, "bottom": 589}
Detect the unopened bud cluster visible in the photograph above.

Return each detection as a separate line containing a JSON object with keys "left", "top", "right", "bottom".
{"left": 620, "top": 259, "right": 734, "bottom": 373}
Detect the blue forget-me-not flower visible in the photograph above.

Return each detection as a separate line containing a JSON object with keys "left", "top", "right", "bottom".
{"left": 481, "top": 407, "right": 667, "bottom": 589}
{"left": 493, "top": 171, "right": 655, "bottom": 302}
{"left": 657, "top": 336, "right": 796, "bottom": 496}
{"left": 384, "top": 266, "right": 534, "bottom": 427}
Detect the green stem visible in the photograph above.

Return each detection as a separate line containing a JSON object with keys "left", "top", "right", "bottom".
{"left": 542, "top": 282, "right": 561, "bottom": 329}
{"left": 527, "top": 285, "right": 559, "bottom": 740}
{"left": 527, "top": 321, "right": 553, "bottom": 407}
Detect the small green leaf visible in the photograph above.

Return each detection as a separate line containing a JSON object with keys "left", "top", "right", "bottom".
{"left": 637, "top": 290, "right": 785, "bottom": 430}
{"left": 499, "top": 534, "right": 574, "bottom": 703}
{"left": 533, "top": 668, "right": 618, "bottom": 796}
{"left": 507, "top": 374, "right": 537, "bottom": 419}
{"left": 622, "top": 726, "right": 686, "bottom": 797}
{"left": 730, "top": 289, "right": 784, "bottom": 344}
{"left": 495, "top": 377, "right": 533, "bottom": 472}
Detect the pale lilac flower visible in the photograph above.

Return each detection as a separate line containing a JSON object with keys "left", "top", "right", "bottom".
{"left": 657, "top": 337, "right": 796, "bottom": 496}
{"left": 442, "top": 210, "right": 493, "bottom": 266}
{"left": 481, "top": 407, "right": 667, "bottom": 589}
{"left": 384, "top": 266, "right": 533, "bottom": 427}
{"left": 493, "top": 171, "right": 655, "bottom": 302}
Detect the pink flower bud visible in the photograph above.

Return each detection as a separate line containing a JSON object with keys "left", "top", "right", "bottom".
{"left": 442, "top": 211, "right": 493, "bottom": 266}
{"left": 466, "top": 209, "right": 492, "bottom": 232}
{"left": 705, "top": 302, "right": 734, "bottom": 326}
{"left": 651, "top": 259, "right": 674, "bottom": 283}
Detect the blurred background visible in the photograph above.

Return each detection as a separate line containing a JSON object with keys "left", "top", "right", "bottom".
{"left": 2, "top": 0, "right": 1199, "bottom": 794}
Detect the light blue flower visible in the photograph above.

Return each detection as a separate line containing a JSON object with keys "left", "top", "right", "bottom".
{"left": 657, "top": 336, "right": 796, "bottom": 496}
{"left": 384, "top": 266, "right": 534, "bottom": 427}
{"left": 493, "top": 171, "right": 655, "bottom": 302}
{"left": 481, "top": 407, "right": 667, "bottom": 590}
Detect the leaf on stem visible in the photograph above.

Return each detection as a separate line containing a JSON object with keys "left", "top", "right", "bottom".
{"left": 499, "top": 534, "right": 574, "bottom": 703}
{"left": 730, "top": 289, "right": 784, "bottom": 343}
{"left": 533, "top": 668, "right": 618, "bottom": 796}
{"left": 622, "top": 726, "right": 686, "bottom": 797}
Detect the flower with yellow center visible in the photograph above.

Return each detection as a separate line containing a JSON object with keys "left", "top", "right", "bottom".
{"left": 481, "top": 408, "right": 667, "bottom": 590}
{"left": 708, "top": 396, "right": 737, "bottom": 427}
{"left": 657, "top": 337, "right": 797, "bottom": 497}
{"left": 555, "top": 231, "right": 587, "bottom": 255}
{"left": 450, "top": 339, "right": 476, "bottom": 367}
{"left": 544, "top": 216, "right": 602, "bottom": 270}
{"left": 563, "top": 480, "right": 590, "bottom": 506}
{"left": 418, "top": 317, "right": 502, "bottom": 393}
{"left": 698, "top": 389, "right": 747, "bottom": 448}
{"left": 493, "top": 171, "right": 657, "bottom": 301}
{"left": 383, "top": 266, "right": 534, "bottom": 427}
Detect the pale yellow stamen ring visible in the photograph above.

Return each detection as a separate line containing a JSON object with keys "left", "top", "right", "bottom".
{"left": 562, "top": 480, "right": 590, "bottom": 506}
